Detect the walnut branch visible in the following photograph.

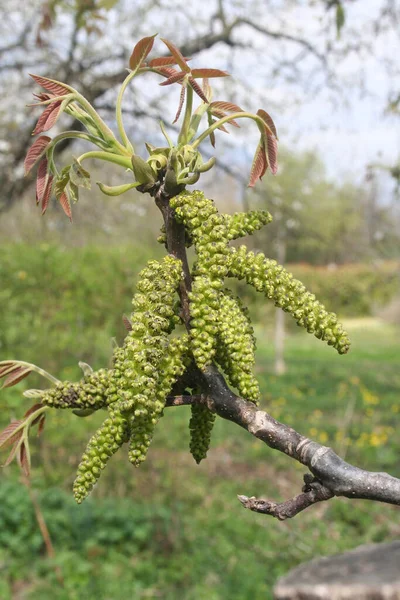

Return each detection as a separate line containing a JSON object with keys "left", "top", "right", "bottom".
{"left": 152, "top": 184, "right": 400, "bottom": 520}
{"left": 164, "top": 371, "right": 400, "bottom": 520}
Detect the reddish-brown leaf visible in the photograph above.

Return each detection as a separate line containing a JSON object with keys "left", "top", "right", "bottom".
{"left": 2, "top": 366, "right": 33, "bottom": 389}
{"left": 188, "top": 77, "right": 209, "bottom": 103}
{"left": 122, "top": 314, "right": 133, "bottom": 331}
{"left": 37, "top": 415, "right": 46, "bottom": 437}
{"left": 19, "top": 442, "right": 30, "bottom": 477}
{"left": 160, "top": 38, "right": 190, "bottom": 72}
{"left": 257, "top": 109, "right": 278, "bottom": 139}
{"left": 217, "top": 123, "right": 229, "bottom": 134}
{"left": 0, "top": 362, "right": 19, "bottom": 378}
{"left": 36, "top": 157, "right": 49, "bottom": 205}
{"left": 24, "top": 403, "right": 44, "bottom": 419}
{"left": 149, "top": 56, "right": 191, "bottom": 67}
{"left": 191, "top": 68, "right": 229, "bottom": 79}
{"left": 159, "top": 71, "right": 186, "bottom": 86}
{"left": 210, "top": 108, "right": 240, "bottom": 128}
{"left": 41, "top": 174, "right": 54, "bottom": 214}
{"left": 266, "top": 134, "right": 278, "bottom": 175}
{"left": 173, "top": 84, "right": 186, "bottom": 124}
{"left": 59, "top": 190, "right": 72, "bottom": 221}
{"left": 210, "top": 101, "right": 243, "bottom": 113}
{"left": 4, "top": 438, "right": 22, "bottom": 466}
{"left": 31, "top": 92, "right": 54, "bottom": 104}
{"left": 129, "top": 34, "right": 157, "bottom": 71}
{"left": 153, "top": 66, "right": 179, "bottom": 79}
{"left": 30, "top": 74, "right": 70, "bottom": 97}
{"left": 24, "top": 136, "right": 51, "bottom": 175}
{"left": 32, "top": 101, "right": 62, "bottom": 135}
{"left": 0, "top": 421, "right": 23, "bottom": 448}
{"left": 248, "top": 143, "right": 268, "bottom": 187}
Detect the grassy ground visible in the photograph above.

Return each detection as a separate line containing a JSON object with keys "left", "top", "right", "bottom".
{"left": 0, "top": 318, "right": 399, "bottom": 600}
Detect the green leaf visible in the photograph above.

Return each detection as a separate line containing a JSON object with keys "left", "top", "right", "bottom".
{"left": 70, "top": 159, "right": 91, "bottom": 189}
{"left": 131, "top": 155, "right": 156, "bottom": 185}
{"left": 54, "top": 165, "right": 71, "bottom": 200}
{"left": 96, "top": 182, "right": 140, "bottom": 196}
{"left": 69, "top": 182, "right": 79, "bottom": 204}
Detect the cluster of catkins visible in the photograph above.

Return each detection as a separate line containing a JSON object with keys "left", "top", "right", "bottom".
{"left": 40, "top": 190, "right": 349, "bottom": 502}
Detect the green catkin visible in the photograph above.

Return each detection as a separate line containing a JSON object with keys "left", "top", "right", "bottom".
{"left": 128, "top": 334, "right": 190, "bottom": 466}
{"left": 73, "top": 410, "right": 130, "bottom": 503}
{"left": 216, "top": 290, "right": 260, "bottom": 403}
{"left": 228, "top": 246, "right": 350, "bottom": 354}
{"left": 41, "top": 368, "right": 110, "bottom": 410}
{"left": 225, "top": 210, "right": 272, "bottom": 241}
{"left": 107, "top": 255, "right": 184, "bottom": 467}
{"left": 189, "top": 403, "right": 216, "bottom": 464}
{"left": 170, "top": 190, "right": 230, "bottom": 369}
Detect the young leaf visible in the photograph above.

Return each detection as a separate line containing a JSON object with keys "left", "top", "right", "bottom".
{"left": 32, "top": 100, "right": 62, "bottom": 135}
{"left": 190, "top": 69, "right": 229, "bottom": 79}
{"left": 41, "top": 174, "right": 54, "bottom": 214}
{"left": 24, "top": 136, "right": 51, "bottom": 175}
{"left": 24, "top": 403, "right": 45, "bottom": 419}
{"left": 153, "top": 66, "right": 179, "bottom": 79}
{"left": 188, "top": 77, "right": 208, "bottom": 103}
{"left": 131, "top": 155, "right": 156, "bottom": 185}
{"left": 36, "top": 157, "right": 49, "bottom": 205}
{"left": 59, "top": 191, "right": 72, "bottom": 221}
{"left": 248, "top": 142, "right": 267, "bottom": 187}
{"left": 173, "top": 84, "right": 186, "bottom": 123}
{"left": 29, "top": 74, "right": 71, "bottom": 96}
{"left": 0, "top": 361, "right": 21, "bottom": 378}
{"left": 210, "top": 101, "right": 243, "bottom": 113}
{"left": 19, "top": 442, "right": 30, "bottom": 477}
{"left": 96, "top": 182, "right": 140, "bottom": 196}
{"left": 1, "top": 366, "right": 33, "bottom": 389}
{"left": 70, "top": 159, "right": 91, "bottom": 189}
{"left": 129, "top": 34, "right": 157, "bottom": 71}
{"left": 54, "top": 165, "right": 70, "bottom": 199}
{"left": 266, "top": 135, "right": 278, "bottom": 175}
{"left": 160, "top": 38, "right": 190, "bottom": 72}
{"left": 209, "top": 108, "right": 240, "bottom": 128}
{"left": 37, "top": 415, "right": 46, "bottom": 437}
{"left": 149, "top": 56, "right": 191, "bottom": 67}
{"left": 69, "top": 182, "right": 79, "bottom": 204}
{"left": 256, "top": 109, "right": 278, "bottom": 139}
{"left": 159, "top": 71, "right": 186, "bottom": 87}
{"left": 3, "top": 437, "right": 22, "bottom": 467}
{"left": 0, "top": 421, "right": 23, "bottom": 449}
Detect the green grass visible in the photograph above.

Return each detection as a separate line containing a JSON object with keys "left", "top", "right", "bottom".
{"left": 0, "top": 245, "right": 399, "bottom": 599}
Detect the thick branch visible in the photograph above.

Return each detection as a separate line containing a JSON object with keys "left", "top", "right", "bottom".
{"left": 163, "top": 368, "right": 400, "bottom": 519}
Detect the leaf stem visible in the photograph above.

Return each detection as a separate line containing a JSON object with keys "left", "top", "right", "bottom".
{"left": 74, "top": 93, "right": 130, "bottom": 155}
{"left": 191, "top": 112, "right": 268, "bottom": 149}
{"left": 77, "top": 151, "right": 133, "bottom": 170}
{"left": 178, "top": 84, "right": 193, "bottom": 145}
{"left": 116, "top": 71, "right": 137, "bottom": 152}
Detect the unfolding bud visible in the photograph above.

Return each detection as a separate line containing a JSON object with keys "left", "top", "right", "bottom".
{"left": 131, "top": 154, "right": 157, "bottom": 186}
